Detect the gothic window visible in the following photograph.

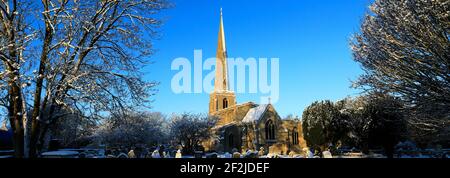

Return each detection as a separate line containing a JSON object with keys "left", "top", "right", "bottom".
{"left": 265, "top": 120, "right": 275, "bottom": 140}
{"left": 223, "top": 98, "right": 228, "bottom": 109}
{"left": 292, "top": 127, "right": 299, "bottom": 145}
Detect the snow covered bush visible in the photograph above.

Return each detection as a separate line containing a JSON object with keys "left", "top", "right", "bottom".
{"left": 94, "top": 112, "right": 169, "bottom": 147}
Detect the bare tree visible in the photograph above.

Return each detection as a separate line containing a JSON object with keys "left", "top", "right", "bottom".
{"left": 351, "top": 0, "right": 449, "bottom": 140}
{"left": 169, "top": 113, "right": 216, "bottom": 154}
{"left": 0, "top": 0, "right": 35, "bottom": 158}
{"left": 50, "top": 108, "right": 96, "bottom": 148}
{"left": 94, "top": 111, "right": 168, "bottom": 147}
{"left": 1, "top": 0, "right": 170, "bottom": 157}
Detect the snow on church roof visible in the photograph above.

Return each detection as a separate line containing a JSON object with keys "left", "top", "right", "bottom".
{"left": 242, "top": 104, "right": 269, "bottom": 123}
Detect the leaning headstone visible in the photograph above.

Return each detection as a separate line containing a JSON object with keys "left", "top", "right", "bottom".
{"left": 175, "top": 149, "right": 182, "bottom": 158}
{"left": 151, "top": 150, "right": 161, "bottom": 158}
{"left": 128, "top": 150, "right": 136, "bottom": 158}
{"left": 322, "top": 151, "right": 333, "bottom": 158}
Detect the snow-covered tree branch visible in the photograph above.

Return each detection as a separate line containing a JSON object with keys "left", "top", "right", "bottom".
{"left": 351, "top": 0, "right": 449, "bottom": 145}
{"left": 0, "top": 0, "right": 170, "bottom": 158}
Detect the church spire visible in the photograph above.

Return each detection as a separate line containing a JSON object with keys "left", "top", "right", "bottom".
{"left": 219, "top": 8, "right": 227, "bottom": 53}
{"left": 215, "top": 8, "right": 229, "bottom": 92}
{"left": 209, "top": 8, "right": 236, "bottom": 114}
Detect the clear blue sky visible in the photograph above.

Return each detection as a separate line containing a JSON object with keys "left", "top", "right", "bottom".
{"left": 145, "top": 0, "right": 372, "bottom": 118}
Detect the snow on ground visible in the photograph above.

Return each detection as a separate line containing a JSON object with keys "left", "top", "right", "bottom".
{"left": 41, "top": 150, "right": 80, "bottom": 158}
{"left": 41, "top": 150, "right": 79, "bottom": 156}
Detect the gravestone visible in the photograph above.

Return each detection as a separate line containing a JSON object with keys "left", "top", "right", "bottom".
{"left": 304, "top": 148, "right": 314, "bottom": 158}
{"left": 194, "top": 151, "right": 204, "bottom": 158}
{"left": 175, "top": 149, "right": 182, "bottom": 158}
{"left": 258, "top": 147, "right": 265, "bottom": 157}
{"left": 322, "top": 151, "right": 333, "bottom": 158}
{"left": 232, "top": 152, "right": 241, "bottom": 158}
{"left": 151, "top": 150, "right": 161, "bottom": 158}
{"left": 223, "top": 152, "right": 232, "bottom": 158}
{"left": 244, "top": 150, "right": 258, "bottom": 158}
{"left": 128, "top": 150, "right": 136, "bottom": 158}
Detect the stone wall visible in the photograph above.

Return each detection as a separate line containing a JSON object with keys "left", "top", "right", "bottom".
{"left": 212, "top": 102, "right": 256, "bottom": 126}
{"left": 205, "top": 103, "right": 308, "bottom": 156}
{"left": 209, "top": 92, "right": 237, "bottom": 114}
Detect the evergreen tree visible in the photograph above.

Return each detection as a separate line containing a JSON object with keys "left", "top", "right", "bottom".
{"left": 351, "top": 0, "right": 449, "bottom": 145}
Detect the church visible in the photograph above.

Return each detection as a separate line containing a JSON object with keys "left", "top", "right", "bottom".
{"left": 203, "top": 9, "right": 306, "bottom": 155}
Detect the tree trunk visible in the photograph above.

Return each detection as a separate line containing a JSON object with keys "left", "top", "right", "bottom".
{"left": 22, "top": 91, "right": 30, "bottom": 158}
{"left": 36, "top": 123, "right": 51, "bottom": 154}
{"left": 8, "top": 83, "right": 24, "bottom": 158}
{"left": 6, "top": 39, "right": 24, "bottom": 157}
{"left": 29, "top": 122, "right": 40, "bottom": 157}
{"left": 384, "top": 143, "right": 395, "bottom": 158}
{"left": 29, "top": 2, "right": 54, "bottom": 158}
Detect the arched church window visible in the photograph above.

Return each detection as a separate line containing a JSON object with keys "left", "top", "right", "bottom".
{"left": 292, "top": 127, "right": 299, "bottom": 145}
{"left": 223, "top": 98, "right": 228, "bottom": 109}
{"left": 265, "top": 120, "right": 275, "bottom": 140}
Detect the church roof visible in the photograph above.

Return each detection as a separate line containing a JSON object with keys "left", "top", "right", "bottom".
{"left": 212, "top": 121, "right": 238, "bottom": 130}
{"left": 242, "top": 104, "right": 269, "bottom": 123}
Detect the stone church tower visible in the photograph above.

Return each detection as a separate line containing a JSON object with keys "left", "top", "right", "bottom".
{"left": 205, "top": 9, "right": 307, "bottom": 155}
{"left": 209, "top": 8, "right": 236, "bottom": 114}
